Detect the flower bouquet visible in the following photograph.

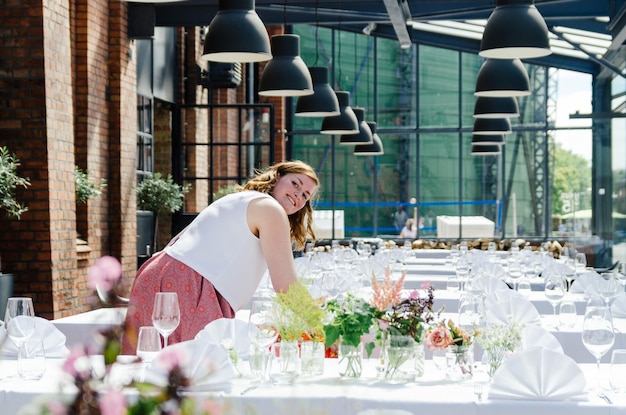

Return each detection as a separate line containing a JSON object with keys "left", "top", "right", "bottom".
{"left": 425, "top": 319, "right": 476, "bottom": 381}
{"left": 475, "top": 318, "right": 524, "bottom": 377}
{"left": 371, "top": 269, "right": 439, "bottom": 380}
{"left": 322, "top": 293, "right": 375, "bottom": 378}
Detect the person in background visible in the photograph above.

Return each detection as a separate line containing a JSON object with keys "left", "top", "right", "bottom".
{"left": 400, "top": 218, "right": 417, "bottom": 239}
{"left": 121, "top": 160, "right": 321, "bottom": 354}
{"left": 393, "top": 204, "right": 409, "bottom": 231}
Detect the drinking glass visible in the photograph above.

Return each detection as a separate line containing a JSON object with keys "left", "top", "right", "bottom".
{"left": 564, "top": 257, "right": 577, "bottom": 292}
{"left": 136, "top": 326, "right": 162, "bottom": 363}
{"left": 581, "top": 305, "right": 615, "bottom": 392}
{"left": 247, "top": 300, "right": 278, "bottom": 380}
{"left": 597, "top": 273, "right": 619, "bottom": 306}
{"left": 18, "top": 339, "right": 46, "bottom": 380}
{"left": 559, "top": 300, "right": 577, "bottom": 328}
{"left": 508, "top": 260, "right": 523, "bottom": 291}
{"left": 609, "top": 349, "right": 626, "bottom": 395}
{"left": 151, "top": 292, "right": 180, "bottom": 348}
{"left": 455, "top": 255, "right": 470, "bottom": 291}
{"left": 4, "top": 297, "right": 36, "bottom": 352}
{"left": 544, "top": 275, "right": 566, "bottom": 326}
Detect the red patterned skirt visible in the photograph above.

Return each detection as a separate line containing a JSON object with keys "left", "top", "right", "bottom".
{"left": 121, "top": 251, "right": 235, "bottom": 355}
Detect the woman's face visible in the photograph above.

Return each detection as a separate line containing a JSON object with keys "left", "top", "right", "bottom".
{"left": 271, "top": 172, "right": 318, "bottom": 215}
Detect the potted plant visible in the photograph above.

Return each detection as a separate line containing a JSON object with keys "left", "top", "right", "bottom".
{"left": 136, "top": 173, "right": 190, "bottom": 252}
{"left": 0, "top": 146, "right": 31, "bottom": 314}
{"left": 74, "top": 166, "right": 106, "bottom": 204}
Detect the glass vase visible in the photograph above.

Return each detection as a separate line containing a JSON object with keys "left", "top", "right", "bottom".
{"left": 383, "top": 335, "right": 417, "bottom": 382}
{"left": 338, "top": 340, "right": 363, "bottom": 378}
{"left": 445, "top": 345, "right": 473, "bottom": 381}
{"left": 485, "top": 346, "right": 507, "bottom": 377}
{"left": 414, "top": 342, "right": 425, "bottom": 378}
{"left": 300, "top": 340, "right": 325, "bottom": 376}
{"left": 268, "top": 340, "right": 300, "bottom": 385}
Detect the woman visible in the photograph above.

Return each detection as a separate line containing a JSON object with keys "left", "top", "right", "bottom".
{"left": 399, "top": 218, "right": 417, "bottom": 239}
{"left": 121, "top": 160, "right": 320, "bottom": 354}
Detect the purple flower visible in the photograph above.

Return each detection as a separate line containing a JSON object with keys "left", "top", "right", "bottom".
{"left": 87, "top": 256, "right": 122, "bottom": 291}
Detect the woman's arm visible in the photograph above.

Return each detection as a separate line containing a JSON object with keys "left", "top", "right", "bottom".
{"left": 247, "top": 196, "right": 299, "bottom": 293}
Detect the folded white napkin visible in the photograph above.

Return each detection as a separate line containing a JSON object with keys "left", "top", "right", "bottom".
{"left": 144, "top": 339, "right": 236, "bottom": 391}
{"left": 612, "top": 291, "right": 626, "bottom": 318}
{"left": 521, "top": 325, "right": 563, "bottom": 354}
{"left": 489, "top": 347, "right": 587, "bottom": 401}
{"left": 0, "top": 316, "right": 69, "bottom": 358}
{"left": 194, "top": 317, "right": 251, "bottom": 359}
{"left": 486, "top": 296, "right": 541, "bottom": 326}
{"left": 570, "top": 270, "right": 600, "bottom": 296}
{"left": 473, "top": 262, "right": 508, "bottom": 281}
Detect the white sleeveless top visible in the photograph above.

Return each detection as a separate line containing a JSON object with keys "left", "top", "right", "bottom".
{"left": 164, "top": 190, "right": 273, "bottom": 310}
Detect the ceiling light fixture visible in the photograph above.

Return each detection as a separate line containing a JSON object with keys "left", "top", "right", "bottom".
{"left": 480, "top": 0, "right": 551, "bottom": 59}
{"left": 472, "top": 134, "right": 505, "bottom": 146}
{"left": 473, "top": 96, "right": 520, "bottom": 118}
{"left": 475, "top": 58, "right": 530, "bottom": 97}
{"left": 354, "top": 122, "right": 384, "bottom": 156}
{"left": 339, "top": 107, "right": 373, "bottom": 145}
{"left": 295, "top": 67, "right": 340, "bottom": 117}
{"left": 473, "top": 117, "right": 512, "bottom": 135}
{"left": 259, "top": 34, "right": 313, "bottom": 97}
{"left": 472, "top": 144, "right": 502, "bottom": 156}
{"left": 201, "top": 0, "right": 271, "bottom": 63}
{"left": 320, "top": 91, "right": 359, "bottom": 134}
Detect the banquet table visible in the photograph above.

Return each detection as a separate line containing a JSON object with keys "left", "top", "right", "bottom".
{"left": 52, "top": 307, "right": 127, "bottom": 347}
{"left": 1, "top": 356, "right": 624, "bottom": 415}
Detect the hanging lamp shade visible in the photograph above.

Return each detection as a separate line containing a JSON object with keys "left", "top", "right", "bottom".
{"left": 339, "top": 107, "right": 373, "bottom": 145}
{"left": 473, "top": 117, "right": 512, "bottom": 135}
{"left": 295, "top": 67, "right": 340, "bottom": 117}
{"left": 258, "top": 34, "right": 313, "bottom": 97}
{"left": 474, "top": 96, "right": 520, "bottom": 118}
{"left": 354, "top": 122, "right": 384, "bottom": 156}
{"left": 472, "top": 144, "right": 502, "bottom": 156}
{"left": 480, "top": 0, "right": 551, "bottom": 59}
{"left": 472, "top": 134, "right": 505, "bottom": 145}
{"left": 475, "top": 58, "right": 530, "bottom": 97}
{"left": 320, "top": 91, "right": 359, "bottom": 135}
{"left": 201, "top": 0, "right": 272, "bottom": 63}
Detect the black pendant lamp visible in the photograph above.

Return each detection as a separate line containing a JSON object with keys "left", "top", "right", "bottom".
{"left": 472, "top": 134, "right": 505, "bottom": 146}
{"left": 320, "top": 91, "right": 359, "bottom": 135}
{"left": 480, "top": 0, "right": 551, "bottom": 59}
{"left": 201, "top": 0, "right": 272, "bottom": 63}
{"left": 472, "top": 144, "right": 502, "bottom": 156}
{"left": 354, "top": 122, "right": 384, "bottom": 156}
{"left": 475, "top": 58, "right": 530, "bottom": 97}
{"left": 474, "top": 96, "right": 520, "bottom": 119}
{"left": 259, "top": 34, "right": 313, "bottom": 97}
{"left": 295, "top": 67, "right": 340, "bottom": 117}
{"left": 339, "top": 107, "right": 373, "bottom": 145}
{"left": 473, "top": 118, "right": 512, "bottom": 135}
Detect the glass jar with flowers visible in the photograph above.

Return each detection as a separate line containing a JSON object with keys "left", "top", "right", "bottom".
{"left": 425, "top": 319, "right": 476, "bottom": 382}
{"left": 323, "top": 293, "right": 376, "bottom": 378}
{"left": 273, "top": 281, "right": 326, "bottom": 383}
{"left": 372, "top": 270, "right": 439, "bottom": 381}
{"left": 475, "top": 318, "right": 524, "bottom": 377}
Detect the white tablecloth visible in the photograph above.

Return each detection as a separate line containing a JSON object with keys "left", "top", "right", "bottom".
{"left": 52, "top": 307, "right": 127, "bottom": 347}
{"left": 2, "top": 357, "right": 623, "bottom": 415}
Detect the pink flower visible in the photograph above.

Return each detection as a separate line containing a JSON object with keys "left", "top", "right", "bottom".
{"left": 202, "top": 399, "right": 223, "bottom": 415}
{"left": 156, "top": 345, "right": 188, "bottom": 372}
{"left": 87, "top": 256, "right": 122, "bottom": 291}
{"left": 409, "top": 290, "right": 419, "bottom": 300}
{"left": 425, "top": 324, "right": 452, "bottom": 350}
{"left": 45, "top": 401, "right": 69, "bottom": 415}
{"left": 99, "top": 387, "right": 127, "bottom": 415}
{"left": 62, "top": 346, "right": 87, "bottom": 378}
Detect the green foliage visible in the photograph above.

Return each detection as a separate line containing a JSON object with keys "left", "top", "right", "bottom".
{"left": 0, "top": 146, "right": 30, "bottom": 219}
{"left": 323, "top": 293, "right": 376, "bottom": 356}
{"left": 136, "top": 173, "right": 191, "bottom": 217}
{"left": 274, "top": 281, "right": 325, "bottom": 341}
{"left": 552, "top": 143, "right": 592, "bottom": 215}
{"left": 75, "top": 166, "right": 106, "bottom": 203}
{"left": 212, "top": 184, "right": 238, "bottom": 201}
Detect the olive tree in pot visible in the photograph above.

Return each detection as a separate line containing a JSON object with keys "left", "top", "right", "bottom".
{"left": 0, "top": 146, "right": 31, "bottom": 315}
{"left": 136, "top": 173, "right": 190, "bottom": 253}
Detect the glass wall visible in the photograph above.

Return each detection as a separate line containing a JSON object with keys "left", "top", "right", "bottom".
{"left": 290, "top": 25, "right": 593, "bottom": 243}
{"left": 611, "top": 75, "right": 626, "bottom": 264}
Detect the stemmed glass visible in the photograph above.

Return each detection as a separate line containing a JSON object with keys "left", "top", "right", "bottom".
{"left": 4, "top": 297, "right": 36, "bottom": 353}
{"left": 581, "top": 305, "right": 615, "bottom": 393}
{"left": 247, "top": 300, "right": 279, "bottom": 381}
{"left": 151, "top": 292, "right": 180, "bottom": 348}
{"left": 455, "top": 255, "right": 470, "bottom": 291}
{"left": 597, "top": 273, "right": 619, "bottom": 306}
{"left": 544, "top": 274, "right": 566, "bottom": 327}
{"left": 508, "top": 259, "right": 523, "bottom": 291}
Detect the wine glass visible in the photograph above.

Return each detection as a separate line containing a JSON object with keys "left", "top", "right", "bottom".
{"left": 247, "top": 300, "right": 279, "bottom": 380}
{"left": 544, "top": 274, "right": 566, "bottom": 327}
{"left": 597, "top": 273, "right": 619, "bottom": 306}
{"left": 581, "top": 305, "right": 615, "bottom": 393}
{"left": 455, "top": 255, "right": 470, "bottom": 291}
{"left": 151, "top": 292, "right": 180, "bottom": 348}
{"left": 136, "top": 326, "right": 162, "bottom": 363}
{"left": 563, "top": 257, "right": 577, "bottom": 292}
{"left": 508, "top": 260, "right": 523, "bottom": 291}
{"left": 4, "top": 297, "right": 36, "bottom": 352}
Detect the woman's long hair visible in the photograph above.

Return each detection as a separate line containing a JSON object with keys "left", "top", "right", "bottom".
{"left": 241, "top": 160, "right": 319, "bottom": 250}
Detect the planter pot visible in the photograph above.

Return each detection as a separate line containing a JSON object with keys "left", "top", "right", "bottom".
{"left": 0, "top": 273, "right": 14, "bottom": 317}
